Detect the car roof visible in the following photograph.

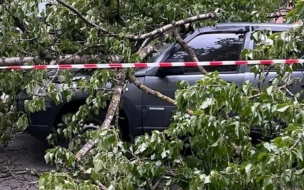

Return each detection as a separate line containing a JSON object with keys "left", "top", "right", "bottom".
{"left": 215, "top": 22, "right": 298, "bottom": 31}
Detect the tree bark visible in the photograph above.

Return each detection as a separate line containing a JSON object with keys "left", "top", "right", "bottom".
{"left": 0, "top": 44, "right": 153, "bottom": 66}
{"left": 127, "top": 13, "right": 217, "bottom": 40}
{"left": 0, "top": 56, "right": 44, "bottom": 66}
{"left": 137, "top": 44, "right": 157, "bottom": 59}
{"left": 75, "top": 69, "right": 126, "bottom": 161}
{"left": 0, "top": 55, "right": 124, "bottom": 66}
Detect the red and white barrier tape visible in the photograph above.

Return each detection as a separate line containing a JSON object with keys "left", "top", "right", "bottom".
{"left": 1, "top": 59, "right": 304, "bottom": 70}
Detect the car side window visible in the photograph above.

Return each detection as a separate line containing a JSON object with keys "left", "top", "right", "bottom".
{"left": 251, "top": 31, "right": 304, "bottom": 71}
{"left": 166, "top": 33, "right": 245, "bottom": 73}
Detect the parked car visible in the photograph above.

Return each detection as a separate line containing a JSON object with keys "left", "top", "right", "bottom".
{"left": 16, "top": 22, "right": 304, "bottom": 142}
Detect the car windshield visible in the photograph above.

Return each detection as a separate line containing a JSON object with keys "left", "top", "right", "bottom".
{"left": 147, "top": 44, "right": 173, "bottom": 62}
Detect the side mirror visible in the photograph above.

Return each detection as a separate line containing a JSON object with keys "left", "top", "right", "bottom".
{"left": 156, "top": 67, "right": 185, "bottom": 77}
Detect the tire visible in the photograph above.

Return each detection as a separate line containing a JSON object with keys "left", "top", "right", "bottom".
{"left": 81, "top": 110, "right": 114, "bottom": 133}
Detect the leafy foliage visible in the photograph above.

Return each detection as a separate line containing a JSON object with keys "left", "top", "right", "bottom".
{"left": 41, "top": 68, "right": 304, "bottom": 189}
{"left": 1, "top": 0, "right": 304, "bottom": 189}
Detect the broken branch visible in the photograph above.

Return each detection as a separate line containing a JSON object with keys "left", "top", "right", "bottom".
{"left": 249, "top": 80, "right": 299, "bottom": 99}
{"left": 76, "top": 66, "right": 197, "bottom": 161}
{"left": 75, "top": 69, "right": 127, "bottom": 161}
{"left": 56, "top": 0, "right": 114, "bottom": 35}
{"left": 54, "top": 0, "right": 217, "bottom": 41}
{"left": 76, "top": 163, "right": 107, "bottom": 190}
{"left": 138, "top": 44, "right": 157, "bottom": 59}
{"left": 172, "top": 30, "right": 208, "bottom": 75}
{"left": 0, "top": 55, "right": 124, "bottom": 66}
{"left": 127, "top": 74, "right": 194, "bottom": 116}
{"left": 127, "top": 12, "right": 217, "bottom": 40}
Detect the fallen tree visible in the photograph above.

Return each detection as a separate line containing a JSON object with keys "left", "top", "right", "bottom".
{"left": 1, "top": 0, "right": 304, "bottom": 189}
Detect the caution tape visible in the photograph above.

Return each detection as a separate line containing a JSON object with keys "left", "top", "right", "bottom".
{"left": 1, "top": 59, "right": 304, "bottom": 70}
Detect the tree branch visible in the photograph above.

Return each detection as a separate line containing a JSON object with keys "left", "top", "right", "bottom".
{"left": 0, "top": 55, "right": 124, "bottom": 66}
{"left": 137, "top": 44, "right": 157, "bottom": 59}
{"left": 49, "top": 44, "right": 105, "bottom": 65}
{"left": 0, "top": 57, "right": 44, "bottom": 66}
{"left": 54, "top": 1, "right": 217, "bottom": 41}
{"left": 127, "top": 12, "right": 217, "bottom": 40}
{"left": 56, "top": 0, "right": 115, "bottom": 35}
{"left": 75, "top": 69, "right": 126, "bottom": 161}
{"left": 249, "top": 80, "right": 299, "bottom": 99}
{"left": 172, "top": 30, "right": 208, "bottom": 75}
{"left": 138, "top": 38, "right": 152, "bottom": 52}
{"left": 127, "top": 38, "right": 195, "bottom": 116}
{"left": 76, "top": 163, "right": 107, "bottom": 190}
{"left": 76, "top": 62, "right": 198, "bottom": 161}
{"left": 127, "top": 74, "right": 194, "bottom": 116}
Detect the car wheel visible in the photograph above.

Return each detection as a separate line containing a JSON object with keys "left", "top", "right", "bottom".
{"left": 81, "top": 111, "right": 108, "bottom": 133}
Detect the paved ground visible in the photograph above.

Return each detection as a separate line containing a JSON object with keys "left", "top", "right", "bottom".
{"left": 0, "top": 133, "right": 54, "bottom": 190}
{"left": 0, "top": 133, "right": 179, "bottom": 190}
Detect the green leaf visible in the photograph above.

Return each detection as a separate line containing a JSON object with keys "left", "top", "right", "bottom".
{"left": 161, "top": 150, "right": 167, "bottom": 158}
{"left": 93, "top": 159, "right": 104, "bottom": 172}
{"left": 266, "top": 86, "right": 273, "bottom": 95}
{"left": 16, "top": 114, "right": 28, "bottom": 131}
{"left": 264, "top": 142, "right": 271, "bottom": 151}
{"left": 138, "top": 143, "right": 147, "bottom": 153}
{"left": 277, "top": 105, "right": 289, "bottom": 112}
{"left": 245, "top": 164, "right": 252, "bottom": 174}
{"left": 204, "top": 176, "right": 211, "bottom": 184}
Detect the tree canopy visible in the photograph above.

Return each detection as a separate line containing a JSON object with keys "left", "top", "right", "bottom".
{"left": 1, "top": 0, "right": 304, "bottom": 189}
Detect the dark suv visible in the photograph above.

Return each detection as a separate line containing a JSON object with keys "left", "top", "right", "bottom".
{"left": 17, "top": 22, "right": 304, "bottom": 141}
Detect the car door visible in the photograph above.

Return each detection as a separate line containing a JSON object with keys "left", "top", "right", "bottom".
{"left": 141, "top": 30, "right": 250, "bottom": 134}
{"left": 245, "top": 65, "right": 304, "bottom": 96}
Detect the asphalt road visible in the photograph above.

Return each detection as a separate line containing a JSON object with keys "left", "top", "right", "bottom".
{"left": 0, "top": 133, "right": 54, "bottom": 190}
